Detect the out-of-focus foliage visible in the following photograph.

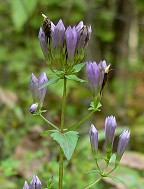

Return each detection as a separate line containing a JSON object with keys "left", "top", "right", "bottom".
{"left": 0, "top": 0, "right": 144, "bottom": 188}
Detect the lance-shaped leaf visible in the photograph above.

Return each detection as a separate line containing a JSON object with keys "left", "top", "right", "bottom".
{"left": 65, "top": 75, "right": 85, "bottom": 83}
{"left": 72, "top": 62, "right": 86, "bottom": 73}
{"left": 51, "top": 131, "right": 79, "bottom": 161}
{"left": 39, "top": 76, "right": 60, "bottom": 90}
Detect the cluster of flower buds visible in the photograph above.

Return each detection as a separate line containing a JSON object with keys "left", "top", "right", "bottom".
{"left": 29, "top": 72, "right": 48, "bottom": 113}
{"left": 86, "top": 60, "right": 110, "bottom": 98}
{"left": 89, "top": 116, "right": 130, "bottom": 166}
{"left": 23, "top": 175, "right": 41, "bottom": 189}
{"left": 38, "top": 14, "right": 92, "bottom": 70}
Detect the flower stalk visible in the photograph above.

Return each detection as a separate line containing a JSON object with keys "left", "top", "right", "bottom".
{"left": 59, "top": 77, "right": 67, "bottom": 189}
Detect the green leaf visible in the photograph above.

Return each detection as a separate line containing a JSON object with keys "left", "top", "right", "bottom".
{"left": 51, "top": 131, "right": 79, "bottom": 161}
{"left": 65, "top": 75, "right": 86, "bottom": 83}
{"left": 107, "top": 175, "right": 124, "bottom": 184}
{"left": 39, "top": 77, "right": 60, "bottom": 90}
{"left": 72, "top": 62, "right": 86, "bottom": 73}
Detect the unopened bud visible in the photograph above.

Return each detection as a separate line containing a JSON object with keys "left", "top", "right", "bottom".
{"left": 29, "top": 103, "right": 39, "bottom": 114}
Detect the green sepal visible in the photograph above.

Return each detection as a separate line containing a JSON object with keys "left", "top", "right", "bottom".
{"left": 51, "top": 131, "right": 79, "bottom": 161}
{"left": 72, "top": 62, "right": 86, "bottom": 73}
{"left": 38, "top": 76, "right": 60, "bottom": 90}
{"left": 32, "top": 109, "right": 47, "bottom": 116}
{"left": 88, "top": 102, "right": 102, "bottom": 111}
{"left": 65, "top": 74, "right": 86, "bottom": 83}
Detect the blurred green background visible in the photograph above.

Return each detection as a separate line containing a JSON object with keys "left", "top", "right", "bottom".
{"left": 0, "top": 0, "right": 144, "bottom": 188}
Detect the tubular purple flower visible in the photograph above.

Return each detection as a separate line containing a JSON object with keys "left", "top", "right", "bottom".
{"left": 29, "top": 73, "right": 48, "bottom": 108}
{"left": 29, "top": 175, "right": 41, "bottom": 189}
{"left": 30, "top": 73, "right": 39, "bottom": 103}
{"left": 51, "top": 19, "right": 65, "bottom": 48}
{"left": 50, "top": 21, "right": 55, "bottom": 33}
{"left": 116, "top": 130, "right": 130, "bottom": 164}
{"left": 38, "top": 72, "right": 48, "bottom": 104}
{"left": 98, "top": 60, "right": 107, "bottom": 72}
{"left": 86, "top": 61, "right": 101, "bottom": 96}
{"left": 76, "top": 22, "right": 92, "bottom": 50}
{"left": 76, "top": 21, "right": 84, "bottom": 32}
{"left": 38, "top": 27, "right": 48, "bottom": 59}
{"left": 89, "top": 124, "right": 98, "bottom": 159}
{"left": 105, "top": 116, "right": 117, "bottom": 157}
{"left": 86, "top": 61, "right": 108, "bottom": 96}
{"left": 23, "top": 181, "right": 29, "bottom": 189}
{"left": 65, "top": 26, "right": 78, "bottom": 60}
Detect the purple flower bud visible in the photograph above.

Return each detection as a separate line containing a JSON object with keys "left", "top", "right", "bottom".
{"left": 29, "top": 103, "right": 39, "bottom": 114}
{"left": 38, "top": 72, "right": 48, "bottom": 104}
{"left": 76, "top": 24, "right": 92, "bottom": 50}
{"left": 116, "top": 130, "right": 130, "bottom": 163}
{"left": 98, "top": 60, "right": 107, "bottom": 72}
{"left": 30, "top": 73, "right": 39, "bottom": 103}
{"left": 50, "top": 21, "right": 55, "bottom": 33}
{"left": 29, "top": 175, "right": 41, "bottom": 189}
{"left": 76, "top": 21, "right": 84, "bottom": 32}
{"left": 51, "top": 19, "right": 65, "bottom": 48}
{"left": 23, "top": 181, "right": 29, "bottom": 189}
{"left": 105, "top": 116, "right": 117, "bottom": 155}
{"left": 86, "top": 61, "right": 109, "bottom": 96}
{"left": 30, "top": 73, "right": 48, "bottom": 107}
{"left": 89, "top": 124, "right": 98, "bottom": 159}
{"left": 65, "top": 26, "right": 78, "bottom": 60}
{"left": 38, "top": 27, "right": 48, "bottom": 59}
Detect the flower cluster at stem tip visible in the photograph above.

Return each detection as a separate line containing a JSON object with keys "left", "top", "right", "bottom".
{"left": 38, "top": 14, "right": 91, "bottom": 71}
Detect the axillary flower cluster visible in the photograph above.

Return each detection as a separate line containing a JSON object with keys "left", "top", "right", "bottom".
{"left": 89, "top": 116, "right": 130, "bottom": 177}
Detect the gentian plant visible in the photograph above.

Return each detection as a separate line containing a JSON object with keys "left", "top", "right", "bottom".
{"left": 23, "top": 14, "right": 130, "bottom": 189}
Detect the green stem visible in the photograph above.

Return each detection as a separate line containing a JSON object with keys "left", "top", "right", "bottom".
{"left": 40, "top": 114, "right": 59, "bottom": 130}
{"left": 68, "top": 110, "right": 95, "bottom": 131}
{"left": 84, "top": 177, "right": 102, "bottom": 189}
{"left": 95, "top": 159, "right": 101, "bottom": 172}
{"left": 59, "top": 77, "right": 67, "bottom": 189}
{"left": 106, "top": 165, "right": 117, "bottom": 175}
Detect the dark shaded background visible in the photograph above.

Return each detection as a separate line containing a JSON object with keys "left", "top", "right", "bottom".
{"left": 0, "top": 0, "right": 144, "bottom": 188}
